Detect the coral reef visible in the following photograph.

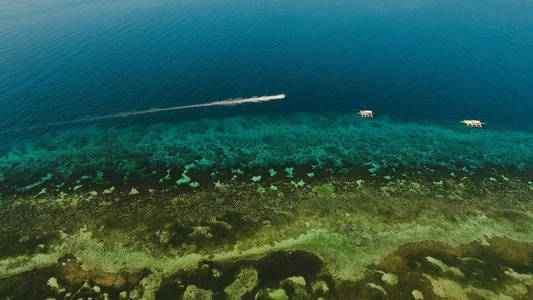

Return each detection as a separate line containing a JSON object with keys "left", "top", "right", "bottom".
{"left": 2, "top": 113, "right": 533, "bottom": 196}
{"left": 0, "top": 173, "right": 532, "bottom": 299}
{"left": 1, "top": 113, "right": 532, "bottom": 299}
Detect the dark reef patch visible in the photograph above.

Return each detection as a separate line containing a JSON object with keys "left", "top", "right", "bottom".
{"left": 156, "top": 250, "right": 336, "bottom": 300}
{"left": 338, "top": 237, "right": 533, "bottom": 299}
{"left": 0, "top": 255, "right": 148, "bottom": 300}
{"left": 3, "top": 238, "right": 533, "bottom": 299}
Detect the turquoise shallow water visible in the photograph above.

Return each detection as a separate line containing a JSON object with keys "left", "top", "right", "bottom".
{"left": 1, "top": 113, "right": 532, "bottom": 195}
{"left": 1, "top": 0, "right": 533, "bottom": 193}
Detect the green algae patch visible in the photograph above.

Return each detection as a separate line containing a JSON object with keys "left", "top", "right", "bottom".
{"left": 0, "top": 256, "right": 147, "bottom": 299}
{"left": 224, "top": 268, "right": 258, "bottom": 299}
{"left": 3, "top": 214, "right": 533, "bottom": 299}
{"left": 183, "top": 285, "right": 213, "bottom": 300}
{"left": 268, "top": 288, "right": 289, "bottom": 300}
{"left": 1, "top": 173, "right": 533, "bottom": 299}
{"left": 157, "top": 249, "right": 330, "bottom": 299}
{"left": 339, "top": 236, "right": 533, "bottom": 299}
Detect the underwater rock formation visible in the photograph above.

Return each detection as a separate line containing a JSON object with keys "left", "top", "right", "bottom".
{"left": 0, "top": 256, "right": 147, "bottom": 299}
{"left": 1, "top": 157, "right": 532, "bottom": 299}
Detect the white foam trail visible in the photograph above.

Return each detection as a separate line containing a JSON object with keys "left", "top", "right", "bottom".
{"left": 0, "top": 94, "right": 286, "bottom": 134}
{"left": 94, "top": 94, "right": 286, "bottom": 120}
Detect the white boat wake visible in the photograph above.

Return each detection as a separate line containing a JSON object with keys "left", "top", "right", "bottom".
{"left": 1, "top": 94, "right": 286, "bottom": 134}
{"left": 102, "top": 94, "right": 286, "bottom": 120}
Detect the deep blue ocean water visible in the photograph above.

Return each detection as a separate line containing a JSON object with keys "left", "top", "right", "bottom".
{"left": 1, "top": 0, "right": 533, "bottom": 191}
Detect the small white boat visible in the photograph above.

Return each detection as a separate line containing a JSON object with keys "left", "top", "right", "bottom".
{"left": 460, "top": 120, "right": 485, "bottom": 128}
{"left": 358, "top": 110, "right": 374, "bottom": 118}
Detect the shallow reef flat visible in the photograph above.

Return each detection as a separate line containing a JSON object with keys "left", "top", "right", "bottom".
{"left": 1, "top": 112, "right": 533, "bottom": 197}
{"left": 1, "top": 113, "right": 533, "bottom": 299}
{"left": 1, "top": 172, "right": 533, "bottom": 299}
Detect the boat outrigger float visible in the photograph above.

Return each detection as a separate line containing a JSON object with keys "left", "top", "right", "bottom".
{"left": 461, "top": 120, "right": 485, "bottom": 128}
{"left": 358, "top": 110, "right": 374, "bottom": 118}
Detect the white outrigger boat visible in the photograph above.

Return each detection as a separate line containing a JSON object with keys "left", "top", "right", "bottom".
{"left": 460, "top": 120, "right": 485, "bottom": 128}
{"left": 358, "top": 110, "right": 374, "bottom": 118}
